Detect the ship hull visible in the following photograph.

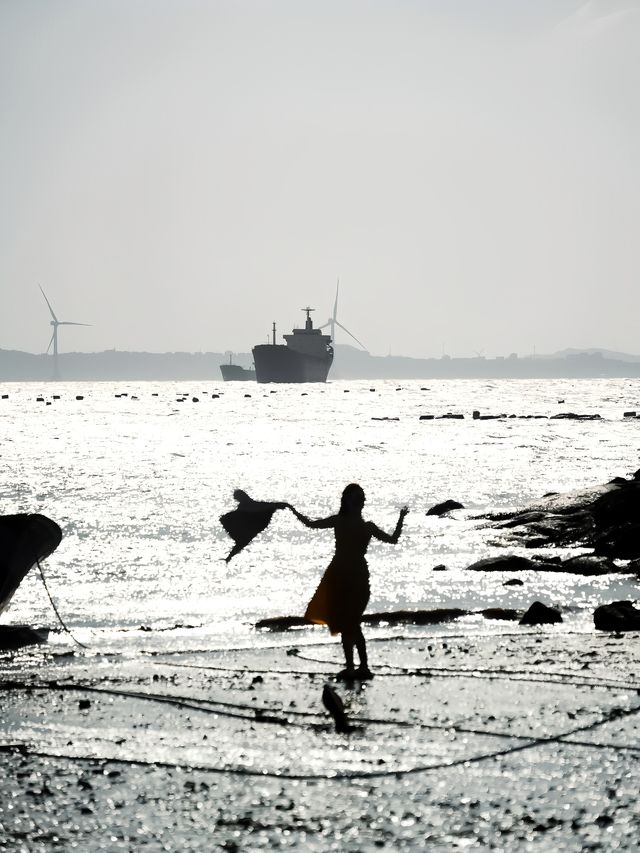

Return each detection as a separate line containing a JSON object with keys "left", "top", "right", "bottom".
{"left": 220, "top": 364, "right": 256, "bottom": 381}
{"left": 252, "top": 344, "right": 333, "bottom": 383}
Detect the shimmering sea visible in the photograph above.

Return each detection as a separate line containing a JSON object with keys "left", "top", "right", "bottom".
{"left": 2, "top": 378, "right": 640, "bottom": 650}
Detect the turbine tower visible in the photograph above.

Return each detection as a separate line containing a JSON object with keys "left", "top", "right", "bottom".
{"left": 39, "top": 285, "right": 91, "bottom": 379}
{"left": 320, "top": 280, "right": 367, "bottom": 350}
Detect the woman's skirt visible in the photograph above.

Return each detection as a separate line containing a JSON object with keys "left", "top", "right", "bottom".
{"left": 304, "top": 557, "right": 370, "bottom": 635}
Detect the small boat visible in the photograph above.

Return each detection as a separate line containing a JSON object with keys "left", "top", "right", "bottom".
{"left": 219, "top": 353, "right": 256, "bottom": 382}
{"left": 0, "top": 514, "right": 62, "bottom": 616}
{"left": 252, "top": 308, "right": 334, "bottom": 383}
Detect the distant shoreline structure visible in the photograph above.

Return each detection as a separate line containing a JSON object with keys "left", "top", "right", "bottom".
{"left": 2, "top": 346, "right": 640, "bottom": 381}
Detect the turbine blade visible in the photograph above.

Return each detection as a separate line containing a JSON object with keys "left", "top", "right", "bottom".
{"left": 46, "top": 333, "right": 55, "bottom": 354}
{"left": 39, "top": 284, "right": 58, "bottom": 322}
{"left": 335, "top": 321, "right": 367, "bottom": 351}
{"left": 58, "top": 321, "right": 91, "bottom": 326}
{"left": 332, "top": 280, "right": 339, "bottom": 324}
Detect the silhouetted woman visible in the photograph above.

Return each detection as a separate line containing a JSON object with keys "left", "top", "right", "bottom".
{"left": 288, "top": 484, "right": 408, "bottom": 680}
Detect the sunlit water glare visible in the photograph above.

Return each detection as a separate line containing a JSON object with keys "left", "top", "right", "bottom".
{"left": 2, "top": 378, "right": 640, "bottom": 651}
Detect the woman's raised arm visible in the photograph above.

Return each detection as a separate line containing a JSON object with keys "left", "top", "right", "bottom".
{"left": 369, "top": 507, "right": 409, "bottom": 544}
{"left": 288, "top": 505, "right": 337, "bottom": 530}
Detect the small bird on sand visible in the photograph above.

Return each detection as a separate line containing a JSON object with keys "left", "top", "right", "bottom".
{"left": 322, "top": 684, "right": 352, "bottom": 733}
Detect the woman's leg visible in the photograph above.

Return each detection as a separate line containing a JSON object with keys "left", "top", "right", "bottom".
{"left": 354, "top": 627, "right": 369, "bottom": 671}
{"left": 340, "top": 631, "right": 355, "bottom": 671}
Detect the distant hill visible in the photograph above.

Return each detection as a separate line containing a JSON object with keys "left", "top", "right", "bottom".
{"left": 3, "top": 345, "right": 640, "bottom": 382}
{"left": 547, "top": 348, "right": 640, "bottom": 363}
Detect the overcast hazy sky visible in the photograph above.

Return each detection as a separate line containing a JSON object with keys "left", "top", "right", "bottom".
{"left": 1, "top": 0, "right": 638, "bottom": 358}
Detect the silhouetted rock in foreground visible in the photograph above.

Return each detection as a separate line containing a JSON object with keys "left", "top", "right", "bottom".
{"left": 519, "top": 602, "right": 562, "bottom": 626}
{"left": 484, "top": 471, "right": 640, "bottom": 563}
{"left": 593, "top": 601, "right": 640, "bottom": 632}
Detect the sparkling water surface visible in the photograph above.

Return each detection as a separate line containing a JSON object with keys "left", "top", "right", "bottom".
{"left": 2, "top": 378, "right": 640, "bottom": 651}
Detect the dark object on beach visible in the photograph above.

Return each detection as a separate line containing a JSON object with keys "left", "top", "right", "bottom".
{"left": 0, "top": 514, "right": 62, "bottom": 616}
{"left": 432, "top": 564, "right": 447, "bottom": 571}
{"left": 427, "top": 500, "right": 464, "bottom": 516}
{"left": 0, "top": 625, "right": 49, "bottom": 650}
{"left": 219, "top": 490, "right": 287, "bottom": 562}
{"left": 78, "top": 699, "right": 91, "bottom": 710}
{"left": 519, "top": 601, "right": 562, "bottom": 626}
{"left": 504, "top": 578, "right": 524, "bottom": 586}
{"left": 593, "top": 601, "right": 640, "bottom": 632}
{"left": 322, "top": 684, "right": 352, "bottom": 734}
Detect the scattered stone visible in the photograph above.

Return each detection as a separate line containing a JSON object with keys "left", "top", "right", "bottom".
{"left": 419, "top": 414, "right": 434, "bottom": 420}
{"left": 550, "top": 412, "right": 601, "bottom": 420}
{"left": 432, "top": 564, "right": 447, "bottom": 571}
{"left": 78, "top": 699, "right": 91, "bottom": 710}
{"left": 520, "top": 601, "right": 562, "bottom": 625}
{"left": 503, "top": 578, "right": 524, "bottom": 586}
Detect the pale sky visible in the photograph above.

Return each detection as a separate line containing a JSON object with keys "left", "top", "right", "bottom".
{"left": 1, "top": 0, "right": 639, "bottom": 358}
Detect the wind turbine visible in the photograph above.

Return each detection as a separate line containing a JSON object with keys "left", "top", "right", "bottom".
{"left": 39, "top": 285, "right": 91, "bottom": 379}
{"left": 320, "top": 280, "right": 368, "bottom": 351}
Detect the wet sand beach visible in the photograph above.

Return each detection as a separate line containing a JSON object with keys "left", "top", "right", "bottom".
{"left": 2, "top": 627, "right": 640, "bottom": 851}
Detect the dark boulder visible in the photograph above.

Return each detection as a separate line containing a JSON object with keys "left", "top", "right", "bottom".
{"left": 592, "top": 483, "right": 640, "bottom": 526}
{"left": 560, "top": 555, "right": 619, "bottom": 575}
{"left": 503, "top": 578, "right": 524, "bottom": 586}
{"left": 519, "top": 601, "right": 562, "bottom": 625}
{"left": 593, "top": 600, "right": 640, "bottom": 632}
{"left": 466, "top": 554, "right": 536, "bottom": 572}
{"left": 592, "top": 523, "right": 640, "bottom": 560}
{"left": 481, "top": 608, "right": 520, "bottom": 621}
{"left": 427, "top": 500, "right": 464, "bottom": 516}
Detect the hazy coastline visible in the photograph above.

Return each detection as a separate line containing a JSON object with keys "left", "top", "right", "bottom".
{"left": 3, "top": 345, "right": 640, "bottom": 382}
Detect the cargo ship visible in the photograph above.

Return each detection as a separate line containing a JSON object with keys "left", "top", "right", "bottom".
{"left": 252, "top": 308, "right": 333, "bottom": 383}
{"left": 219, "top": 353, "right": 256, "bottom": 381}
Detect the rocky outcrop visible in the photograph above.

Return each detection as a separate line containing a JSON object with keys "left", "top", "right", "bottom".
{"left": 464, "top": 553, "right": 621, "bottom": 575}
{"left": 593, "top": 601, "right": 640, "bottom": 632}
{"left": 482, "top": 471, "right": 640, "bottom": 562}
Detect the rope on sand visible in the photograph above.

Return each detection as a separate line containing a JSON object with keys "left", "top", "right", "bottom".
{"left": 2, "top": 701, "right": 639, "bottom": 781}
{"left": 3, "top": 678, "right": 640, "bottom": 760}
{"left": 35, "top": 554, "right": 88, "bottom": 649}
{"left": 149, "top": 656, "right": 640, "bottom": 694}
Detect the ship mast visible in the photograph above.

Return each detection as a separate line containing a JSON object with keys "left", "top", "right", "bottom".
{"left": 301, "top": 307, "right": 315, "bottom": 330}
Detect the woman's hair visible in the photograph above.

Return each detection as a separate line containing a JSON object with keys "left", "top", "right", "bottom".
{"left": 339, "top": 483, "right": 365, "bottom": 516}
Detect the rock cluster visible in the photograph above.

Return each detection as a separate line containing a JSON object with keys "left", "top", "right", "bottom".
{"left": 484, "top": 470, "right": 640, "bottom": 562}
